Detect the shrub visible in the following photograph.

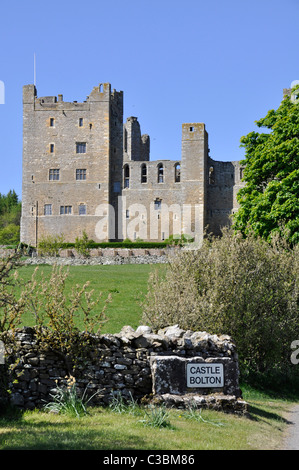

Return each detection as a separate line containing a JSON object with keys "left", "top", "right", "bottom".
{"left": 38, "top": 234, "right": 65, "bottom": 257}
{"left": 0, "top": 253, "right": 26, "bottom": 334}
{"left": 22, "top": 264, "right": 112, "bottom": 372}
{"left": 142, "top": 228, "right": 299, "bottom": 374}
{"left": 74, "top": 231, "right": 94, "bottom": 258}
{"left": 0, "top": 224, "right": 20, "bottom": 245}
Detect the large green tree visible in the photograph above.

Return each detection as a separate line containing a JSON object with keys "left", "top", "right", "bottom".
{"left": 0, "top": 190, "right": 21, "bottom": 245}
{"left": 233, "top": 85, "right": 299, "bottom": 245}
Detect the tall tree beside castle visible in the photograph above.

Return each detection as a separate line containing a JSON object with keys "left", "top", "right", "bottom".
{"left": 0, "top": 190, "right": 21, "bottom": 244}
{"left": 233, "top": 84, "right": 299, "bottom": 245}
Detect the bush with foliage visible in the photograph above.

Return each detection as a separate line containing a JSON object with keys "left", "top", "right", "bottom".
{"left": 74, "top": 231, "right": 93, "bottom": 258}
{"left": 22, "top": 264, "right": 111, "bottom": 372}
{"left": 0, "top": 253, "right": 26, "bottom": 334}
{"left": 142, "top": 228, "right": 299, "bottom": 374}
{"left": 0, "top": 254, "right": 111, "bottom": 375}
{"left": 37, "top": 234, "right": 65, "bottom": 257}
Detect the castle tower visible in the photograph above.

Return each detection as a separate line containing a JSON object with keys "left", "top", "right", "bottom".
{"left": 123, "top": 116, "right": 150, "bottom": 162}
{"left": 21, "top": 83, "right": 123, "bottom": 246}
{"left": 180, "top": 123, "right": 209, "bottom": 242}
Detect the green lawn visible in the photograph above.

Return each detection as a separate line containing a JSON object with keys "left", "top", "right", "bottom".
{"left": 0, "top": 386, "right": 294, "bottom": 450}
{"left": 17, "top": 263, "right": 162, "bottom": 333}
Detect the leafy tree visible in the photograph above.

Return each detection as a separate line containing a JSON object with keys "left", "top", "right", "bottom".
{"left": 0, "top": 190, "right": 21, "bottom": 244}
{"left": 233, "top": 84, "right": 299, "bottom": 245}
{"left": 0, "top": 224, "right": 20, "bottom": 245}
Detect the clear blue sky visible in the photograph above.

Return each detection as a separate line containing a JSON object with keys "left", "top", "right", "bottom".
{"left": 0, "top": 0, "right": 298, "bottom": 198}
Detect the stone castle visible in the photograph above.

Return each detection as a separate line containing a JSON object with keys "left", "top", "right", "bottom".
{"left": 21, "top": 82, "right": 245, "bottom": 246}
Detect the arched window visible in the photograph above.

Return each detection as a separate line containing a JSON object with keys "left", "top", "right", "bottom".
{"left": 174, "top": 163, "right": 181, "bottom": 182}
{"left": 209, "top": 166, "right": 215, "bottom": 185}
{"left": 124, "top": 164, "right": 130, "bottom": 188}
{"left": 141, "top": 164, "right": 147, "bottom": 183}
{"left": 158, "top": 163, "right": 164, "bottom": 183}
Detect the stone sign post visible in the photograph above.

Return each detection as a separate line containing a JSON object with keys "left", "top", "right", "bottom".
{"left": 150, "top": 356, "right": 240, "bottom": 397}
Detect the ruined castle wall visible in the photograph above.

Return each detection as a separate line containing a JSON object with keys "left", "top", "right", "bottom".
{"left": 121, "top": 160, "right": 183, "bottom": 241}
{"left": 206, "top": 159, "right": 245, "bottom": 236}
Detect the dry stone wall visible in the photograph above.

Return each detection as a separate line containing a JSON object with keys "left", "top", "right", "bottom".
{"left": 1, "top": 325, "right": 248, "bottom": 415}
{"left": 23, "top": 247, "right": 171, "bottom": 265}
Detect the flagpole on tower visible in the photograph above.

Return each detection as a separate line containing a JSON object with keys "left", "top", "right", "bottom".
{"left": 34, "top": 53, "right": 36, "bottom": 87}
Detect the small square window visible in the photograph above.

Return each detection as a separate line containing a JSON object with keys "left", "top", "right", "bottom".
{"left": 60, "top": 205, "right": 72, "bottom": 215}
{"left": 76, "top": 142, "right": 86, "bottom": 153}
{"left": 49, "top": 169, "right": 59, "bottom": 180}
{"left": 76, "top": 169, "right": 87, "bottom": 180}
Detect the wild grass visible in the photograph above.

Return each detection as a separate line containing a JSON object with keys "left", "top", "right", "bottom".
{"left": 0, "top": 388, "right": 294, "bottom": 450}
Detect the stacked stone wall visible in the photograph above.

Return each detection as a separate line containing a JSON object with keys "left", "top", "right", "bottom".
{"left": 1, "top": 325, "right": 248, "bottom": 415}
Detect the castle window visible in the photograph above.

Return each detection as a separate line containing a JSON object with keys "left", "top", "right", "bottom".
{"left": 174, "top": 163, "right": 181, "bottom": 183}
{"left": 44, "top": 204, "right": 52, "bottom": 216}
{"left": 76, "top": 169, "right": 87, "bottom": 180}
{"left": 126, "top": 209, "right": 130, "bottom": 219}
{"left": 50, "top": 118, "right": 55, "bottom": 127}
{"left": 190, "top": 126, "right": 194, "bottom": 132}
{"left": 79, "top": 204, "right": 86, "bottom": 215}
{"left": 113, "top": 182, "right": 121, "bottom": 193}
{"left": 157, "top": 163, "right": 164, "bottom": 183}
{"left": 49, "top": 169, "right": 60, "bottom": 181}
{"left": 154, "top": 198, "right": 162, "bottom": 210}
{"left": 124, "top": 128, "right": 127, "bottom": 153}
{"left": 240, "top": 167, "right": 244, "bottom": 180}
{"left": 124, "top": 164, "right": 130, "bottom": 188}
{"left": 79, "top": 118, "right": 83, "bottom": 127}
{"left": 50, "top": 143, "right": 55, "bottom": 153}
{"left": 141, "top": 164, "right": 147, "bottom": 183}
{"left": 99, "top": 84, "right": 103, "bottom": 93}
{"left": 209, "top": 166, "right": 215, "bottom": 185}
{"left": 76, "top": 142, "right": 86, "bottom": 153}
{"left": 60, "top": 205, "right": 72, "bottom": 215}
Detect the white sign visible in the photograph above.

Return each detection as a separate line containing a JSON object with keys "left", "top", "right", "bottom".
{"left": 186, "top": 363, "right": 224, "bottom": 387}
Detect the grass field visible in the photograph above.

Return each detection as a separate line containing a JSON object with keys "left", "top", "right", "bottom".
{"left": 0, "top": 383, "right": 293, "bottom": 450}
{"left": 17, "top": 263, "right": 162, "bottom": 333}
